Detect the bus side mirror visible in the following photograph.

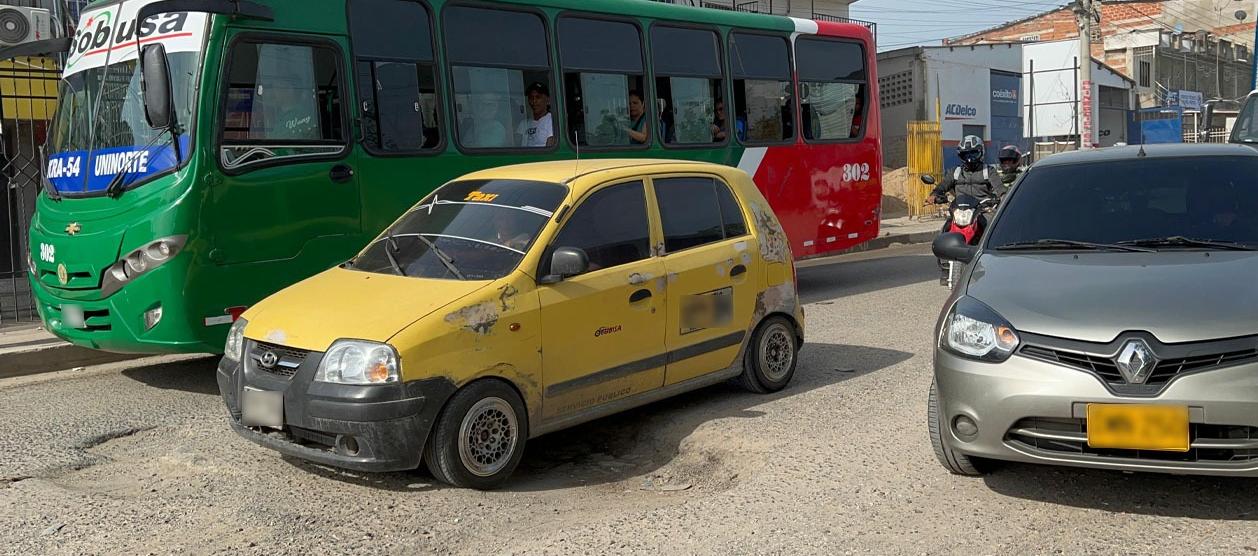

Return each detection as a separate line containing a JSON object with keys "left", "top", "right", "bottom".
{"left": 141, "top": 43, "right": 174, "bottom": 130}
{"left": 1202, "top": 101, "right": 1216, "bottom": 131}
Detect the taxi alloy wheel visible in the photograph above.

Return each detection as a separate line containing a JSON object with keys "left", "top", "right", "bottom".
{"left": 739, "top": 316, "right": 798, "bottom": 394}
{"left": 425, "top": 379, "right": 528, "bottom": 490}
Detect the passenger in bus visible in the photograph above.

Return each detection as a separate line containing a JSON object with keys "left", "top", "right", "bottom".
{"left": 626, "top": 90, "right": 649, "bottom": 144}
{"left": 712, "top": 99, "right": 728, "bottom": 142}
{"left": 519, "top": 82, "right": 555, "bottom": 148}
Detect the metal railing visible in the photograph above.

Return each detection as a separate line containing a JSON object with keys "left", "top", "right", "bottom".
{"left": 810, "top": 12, "right": 877, "bottom": 42}
{"left": 648, "top": 0, "right": 880, "bottom": 41}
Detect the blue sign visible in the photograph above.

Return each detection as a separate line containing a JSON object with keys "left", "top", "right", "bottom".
{"left": 47, "top": 135, "right": 190, "bottom": 194}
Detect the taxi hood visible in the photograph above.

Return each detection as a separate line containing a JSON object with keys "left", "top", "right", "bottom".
{"left": 242, "top": 267, "right": 491, "bottom": 351}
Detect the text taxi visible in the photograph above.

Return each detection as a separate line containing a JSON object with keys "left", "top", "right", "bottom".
{"left": 217, "top": 160, "right": 804, "bottom": 489}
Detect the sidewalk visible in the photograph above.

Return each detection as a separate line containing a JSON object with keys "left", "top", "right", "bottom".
{"left": 0, "top": 322, "right": 141, "bottom": 379}
{"left": 835, "top": 215, "right": 943, "bottom": 256}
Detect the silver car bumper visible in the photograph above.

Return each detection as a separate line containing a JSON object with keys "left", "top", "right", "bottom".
{"left": 935, "top": 349, "right": 1258, "bottom": 476}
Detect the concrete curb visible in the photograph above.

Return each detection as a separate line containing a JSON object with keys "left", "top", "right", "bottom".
{"left": 835, "top": 230, "right": 939, "bottom": 256}
{"left": 0, "top": 343, "right": 146, "bottom": 380}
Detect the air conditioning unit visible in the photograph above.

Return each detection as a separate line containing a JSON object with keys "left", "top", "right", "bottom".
{"left": 0, "top": 7, "right": 53, "bottom": 47}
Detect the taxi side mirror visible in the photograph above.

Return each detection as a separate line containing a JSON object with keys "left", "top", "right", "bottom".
{"left": 933, "top": 232, "right": 977, "bottom": 264}
{"left": 539, "top": 247, "right": 589, "bottom": 284}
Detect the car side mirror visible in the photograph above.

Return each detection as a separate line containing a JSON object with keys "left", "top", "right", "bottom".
{"left": 141, "top": 43, "right": 174, "bottom": 130}
{"left": 920, "top": 174, "right": 936, "bottom": 185}
{"left": 539, "top": 247, "right": 589, "bottom": 284}
{"left": 933, "top": 232, "right": 977, "bottom": 264}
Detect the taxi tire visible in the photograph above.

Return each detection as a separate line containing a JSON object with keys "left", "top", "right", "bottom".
{"left": 928, "top": 381, "right": 989, "bottom": 476}
{"left": 739, "top": 316, "right": 798, "bottom": 394}
{"left": 424, "top": 380, "right": 528, "bottom": 490}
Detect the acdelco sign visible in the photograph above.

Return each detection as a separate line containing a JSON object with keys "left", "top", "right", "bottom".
{"left": 64, "top": 0, "right": 207, "bottom": 76}
{"left": 944, "top": 104, "right": 978, "bottom": 120}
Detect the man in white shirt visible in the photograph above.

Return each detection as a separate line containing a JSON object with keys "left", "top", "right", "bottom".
{"left": 519, "top": 82, "right": 555, "bottom": 148}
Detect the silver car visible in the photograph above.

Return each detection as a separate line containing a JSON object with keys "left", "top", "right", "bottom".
{"left": 930, "top": 144, "right": 1258, "bottom": 477}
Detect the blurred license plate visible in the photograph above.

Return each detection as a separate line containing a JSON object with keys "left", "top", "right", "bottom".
{"left": 62, "top": 304, "right": 85, "bottom": 329}
{"left": 241, "top": 387, "right": 284, "bottom": 429}
{"left": 1087, "top": 404, "right": 1189, "bottom": 452}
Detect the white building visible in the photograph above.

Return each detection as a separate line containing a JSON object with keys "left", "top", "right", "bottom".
{"left": 1023, "top": 40, "right": 1136, "bottom": 147}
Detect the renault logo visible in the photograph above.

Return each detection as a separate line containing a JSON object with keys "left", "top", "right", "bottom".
{"left": 56, "top": 263, "right": 68, "bottom": 285}
{"left": 1115, "top": 339, "right": 1158, "bottom": 384}
{"left": 259, "top": 351, "right": 279, "bottom": 369}
{"left": 65, "top": 222, "right": 81, "bottom": 236}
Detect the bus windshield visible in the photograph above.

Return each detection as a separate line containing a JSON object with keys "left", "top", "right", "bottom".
{"left": 45, "top": 2, "right": 208, "bottom": 195}
{"left": 351, "top": 180, "right": 568, "bottom": 280}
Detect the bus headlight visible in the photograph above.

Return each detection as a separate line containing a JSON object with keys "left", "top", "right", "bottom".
{"left": 224, "top": 318, "right": 248, "bottom": 363}
{"left": 316, "top": 340, "right": 400, "bottom": 385}
{"left": 100, "top": 235, "right": 187, "bottom": 297}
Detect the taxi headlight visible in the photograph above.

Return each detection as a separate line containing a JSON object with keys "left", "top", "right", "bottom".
{"left": 224, "top": 318, "right": 248, "bottom": 362}
{"left": 100, "top": 235, "right": 187, "bottom": 297}
{"left": 940, "top": 296, "right": 1020, "bottom": 362}
{"left": 317, "top": 340, "right": 400, "bottom": 385}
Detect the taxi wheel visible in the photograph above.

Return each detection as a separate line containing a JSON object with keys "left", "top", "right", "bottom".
{"left": 739, "top": 316, "right": 799, "bottom": 394}
{"left": 424, "top": 380, "right": 528, "bottom": 490}
{"left": 928, "top": 381, "right": 989, "bottom": 476}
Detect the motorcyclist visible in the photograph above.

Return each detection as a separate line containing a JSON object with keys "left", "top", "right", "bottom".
{"left": 928, "top": 135, "right": 1003, "bottom": 205}
{"left": 997, "top": 144, "right": 1025, "bottom": 187}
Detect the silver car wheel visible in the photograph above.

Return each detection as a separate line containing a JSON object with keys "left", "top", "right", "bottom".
{"left": 458, "top": 397, "right": 519, "bottom": 477}
{"left": 759, "top": 321, "right": 796, "bottom": 382}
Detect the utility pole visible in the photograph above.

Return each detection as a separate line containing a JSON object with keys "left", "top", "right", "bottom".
{"left": 1075, "top": 0, "right": 1099, "bottom": 149}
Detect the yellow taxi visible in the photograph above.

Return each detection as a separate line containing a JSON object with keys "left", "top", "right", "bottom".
{"left": 216, "top": 159, "right": 804, "bottom": 489}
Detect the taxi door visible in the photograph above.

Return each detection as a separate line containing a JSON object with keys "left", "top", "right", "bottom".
{"left": 538, "top": 179, "right": 667, "bottom": 420}
{"left": 651, "top": 175, "right": 760, "bottom": 386}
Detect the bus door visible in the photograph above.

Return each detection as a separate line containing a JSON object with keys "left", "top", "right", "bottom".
{"left": 208, "top": 33, "right": 362, "bottom": 266}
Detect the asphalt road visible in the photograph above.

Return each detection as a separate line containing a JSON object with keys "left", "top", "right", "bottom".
{"left": 4, "top": 243, "right": 1258, "bottom": 555}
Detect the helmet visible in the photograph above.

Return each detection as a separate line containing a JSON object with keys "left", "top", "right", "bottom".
{"left": 950, "top": 194, "right": 980, "bottom": 227}
{"left": 957, "top": 135, "right": 985, "bottom": 166}
{"left": 998, "top": 144, "right": 1022, "bottom": 172}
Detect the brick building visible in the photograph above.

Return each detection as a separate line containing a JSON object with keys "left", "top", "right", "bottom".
{"left": 944, "top": 0, "right": 1255, "bottom": 109}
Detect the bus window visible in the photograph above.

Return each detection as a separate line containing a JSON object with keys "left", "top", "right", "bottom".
{"left": 350, "top": 0, "right": 441, "bottom": 152}
{"left": 729, "top": 33, "right": 794, "bottom": 144}
{"left": 222, "top": 42, "right": 346, "bottom": 144}
{"left": 558, "top": 16, "right": 646, "bottom": 148}
{"left": 796, "top": 38, "right": 867, "bottom": 142}
{"left": 444, "top": 6, "right": 554, "bottom": 151}
{"left": 651, "top": 26, "right": 724, "bottom": 146}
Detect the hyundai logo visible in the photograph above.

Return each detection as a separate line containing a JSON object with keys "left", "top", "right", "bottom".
{"left": 1115, "top": 339, "right": 1158, "bottom": 384}
{"left": 259, "top": 351, "right": 279, "bottom": 369}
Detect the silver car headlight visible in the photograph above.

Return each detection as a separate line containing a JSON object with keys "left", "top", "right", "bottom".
{"left": 224, "top": 318, "right": 248, "bottom": 362}
{"left": 316, "top": 340, "right": 400, "bottom": 385}
{"left": 940, "top": 297, "right": 1020, "bottom": 362}
{"left": 100, "top": 235, "right": 188, "bottom": 297}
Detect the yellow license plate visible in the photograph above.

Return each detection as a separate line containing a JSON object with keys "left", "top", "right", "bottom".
{"left": 1086, "top": 404, "right": 1190, "bottom": 452}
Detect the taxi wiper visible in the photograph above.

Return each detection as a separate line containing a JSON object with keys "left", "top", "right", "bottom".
{"left": 995, "top": 239, "right": 1155, "bottom": 252}
{"left": 1117, "top": 236, "right": 1258, "bottom": 251}
{"left": 415, "top": 234, "right": 465, "bottom": 280}
{"left": 384, "top": 233, "right": 407, "bottom": 277}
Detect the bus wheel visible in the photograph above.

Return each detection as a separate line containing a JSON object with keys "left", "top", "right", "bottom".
{"left": 739, "top": 316, "right": 799, "bottom": 394}
{"left": 424, "top": 380, "right": 528, "bottom": 490}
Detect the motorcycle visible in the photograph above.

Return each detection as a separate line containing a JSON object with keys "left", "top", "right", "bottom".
{"left": 920, "top": 175, "right": 998, "bottom": 289}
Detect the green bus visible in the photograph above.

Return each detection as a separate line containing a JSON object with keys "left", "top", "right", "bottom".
{"left": 17, "top": 0, "right": 881, "bottom": 354}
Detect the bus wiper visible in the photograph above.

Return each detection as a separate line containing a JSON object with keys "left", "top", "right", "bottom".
{"left": 384, "top": 233, "right": 407, "bottom": 277}
{"left": 105, "top": 129, "right": 173, "bottom": 198}
{"left": 1117, "top": 236, "right": 1258, "bottom": 251}
{"left": 416, "top": 234, "right": 465, "bottom": 280}
{"left": 996, "top": 239, "right": 1156, "bottom": 252}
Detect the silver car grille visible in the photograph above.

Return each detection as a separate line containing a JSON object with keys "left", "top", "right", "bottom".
{"left": 1007, "top": 417, "right": 1258, "bottom": 463}
{"left": 1019, "top": 342, "right": 1258, "bottom": 392}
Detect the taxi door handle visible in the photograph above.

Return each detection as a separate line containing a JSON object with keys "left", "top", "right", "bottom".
{"left": 730, "top": 264, "right": 747, "bottom": 278}
{"left": 629, "top": 289, "right": 652, "bottom": 303}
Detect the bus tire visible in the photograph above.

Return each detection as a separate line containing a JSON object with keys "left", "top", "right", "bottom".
{"left": 424, "top": 379, "right": 528, "bottom": 490}
{"left": 739, "top": 316, "right": 798, "bottom": 394}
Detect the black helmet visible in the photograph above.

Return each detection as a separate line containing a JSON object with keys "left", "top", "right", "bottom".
{"left": 998, "top": 145, "right": 1022, "bottom": 162}
{"left": 957, "top": 135, "right": 985, "bottom": 166}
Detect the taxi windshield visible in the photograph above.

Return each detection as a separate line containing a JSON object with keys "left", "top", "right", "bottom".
{"left": 351, "top": 179, "right": 567, "bottom": 280}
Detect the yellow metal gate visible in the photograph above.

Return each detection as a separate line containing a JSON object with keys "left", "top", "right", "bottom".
{"left": 906, "top": 121, "right": 943, "bottom": 219}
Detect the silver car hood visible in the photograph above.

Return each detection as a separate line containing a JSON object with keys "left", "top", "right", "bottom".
{"left": 965, "top": 251, "right": 1258, "bottom": 344}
